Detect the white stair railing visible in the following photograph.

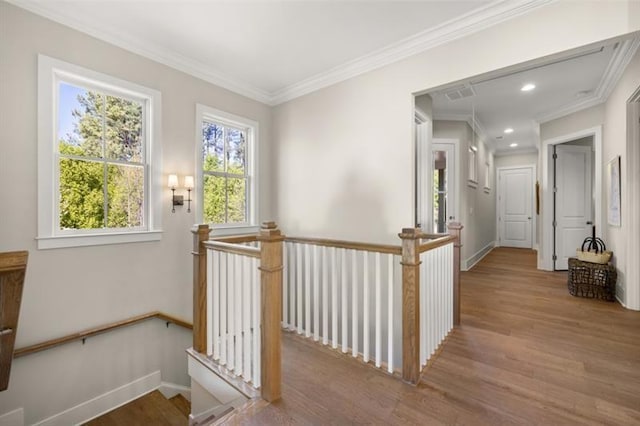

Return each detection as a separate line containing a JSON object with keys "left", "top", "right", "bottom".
{"left": 282, "top": 238, "right": 403, "bottom": 374}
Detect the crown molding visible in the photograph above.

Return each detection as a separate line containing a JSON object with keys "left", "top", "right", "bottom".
{"left": 536, "top": 36, "right": 640, "bottom": 124}
{"left": 271, "top": 0, "right": 554, "bottom": 105}
{"left": 10, "top": 0, "right": 554, "bottom": 106}
{"left": 7, "top": 0, "right": 273, "bottom": 104}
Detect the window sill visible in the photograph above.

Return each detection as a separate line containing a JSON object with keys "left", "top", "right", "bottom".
{"left": 209, "top": 225, "right": 260, "bottom": 237}
{"left": 36, "top": 230, "right": 163, "bottom": 250}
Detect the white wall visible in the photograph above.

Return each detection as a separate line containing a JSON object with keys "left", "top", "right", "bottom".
{"left": 603, "top": 48, "right": 640, "bottom": 307}
{"left": 272, "top": 1, "right": 640, "bottom": 247}
{"left": 0, "top": 2, "right": 272, "bottom": 422}
{"left": 495, "top": 152, "right": 538, "bottom": 169}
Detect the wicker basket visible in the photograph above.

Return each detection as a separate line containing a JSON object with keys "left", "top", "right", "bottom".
{"left": 575, "top": 249, "right": 612, "bottom": 264}
{"left": 568, "top": 258, "right": 616, "bottom": 301}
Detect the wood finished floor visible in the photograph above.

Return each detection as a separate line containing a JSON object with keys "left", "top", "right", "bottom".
{"left": 84, "top": 390, "right": 188, "bottom": 426}
{"left": 225, "top": 247, "right": 640, "bottom": 425}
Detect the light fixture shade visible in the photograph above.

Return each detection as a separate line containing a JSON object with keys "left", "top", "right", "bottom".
{"left": 184, "top": 175, "right": 194, "bottom": 189}
{"left": 168, "top": 174, "right": 178, "bottom": 189}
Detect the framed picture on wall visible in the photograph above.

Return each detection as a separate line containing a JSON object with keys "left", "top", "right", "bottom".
{"left": 607, "top": 155, "right": 621, "bottom": 227}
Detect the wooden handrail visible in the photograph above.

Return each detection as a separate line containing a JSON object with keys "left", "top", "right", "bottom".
{"left": 286, "top": 236, "right": 402, "bottom": 255}
{"left": 13, "top": 311, "right": 192, "bottom": 359}
{"left": 210, "top": 234, "right": 259, "bottom": 244}
{"left": 203, "top": 240, "right": 261, "bottom": 258}
{"left": 417, "top": 235, "right": 456, "bottom": 254}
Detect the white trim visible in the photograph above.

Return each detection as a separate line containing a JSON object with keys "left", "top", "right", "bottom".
{"left": 209, "top": 225, "right": 260, "bottom": 238}
{"left": 37, "top": 54, "right": 162, "bottom": 250}
{"left": 496, "top": 165, "right": 537, "bottom": 250}
{"left": 463, "top": 241, "right": 495, "bottom": 271}
{"left": 616, "top": 294, "right": 627, "bottom": 308}
{"left": 414, "top": 107, "right": 429, "bottom": 124}
{"left": 10, "top": 0, "right": 553, "bottom": 106}
{"left": 270, "top": 0, "right": 554, "bottom": 104}
{"left": 536, "top": 37, "right": 640, "bottom": 124}
{"left": 0, "top": 408, "right": 24, "bottom": 426}
{"left": 159, "top": 382, "right": 191, "bottom": 401}
{"left": 625, "top": 96, "right": 640, "bottom": 310}
{"left": 36, "top": 230, "right": 162, "bottom": 250}
{"left": 540, "top": 126, "right": 602, "bottom": 271}
{"left": 33, "top": 371, "right": 161, "bottom": 426}
{"left": 432, "top": 113, "right": 491, "bottom": 151}
{"left": 194, "top": 104, "right": 259, "bottom": 227}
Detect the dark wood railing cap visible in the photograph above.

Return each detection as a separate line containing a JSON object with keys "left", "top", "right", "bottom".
{"left": 399, "top": 228, "right": 422, "bottom": 240}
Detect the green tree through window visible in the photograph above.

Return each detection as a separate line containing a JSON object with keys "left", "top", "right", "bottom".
{"left": 202, "top": 121, "right": 247, "bottom": 224}
{"left": 58, "top": 82, "right": 144, "bottom": 230}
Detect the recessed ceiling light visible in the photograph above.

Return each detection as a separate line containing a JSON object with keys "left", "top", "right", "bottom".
{"left": 521, "top": 83, "right": 536, "bottom": 92}
{"left": 504, "top": 128, "right": 514, "bottom": 134}
{"left": 510, "top": 143, "right": 518, "bottom": 148}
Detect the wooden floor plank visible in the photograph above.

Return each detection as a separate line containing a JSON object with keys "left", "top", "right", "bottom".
{"left": 225, "top": 247, "right": 640, "bottom": 425}
{"left": 84, "top": 390, "right": 187, "bottom": 426}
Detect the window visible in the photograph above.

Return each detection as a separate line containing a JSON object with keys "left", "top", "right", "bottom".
{"left": 196, "top": 104, "right": 258, "bottom": 233}
{"left": 468, "top": 146, "right": 478, "bottom": 188}
{"left": 38, "top": 55, "right": 162, "bottom": 249}
{"left": 484, "top": 161, "right": 491, "bottom": 193}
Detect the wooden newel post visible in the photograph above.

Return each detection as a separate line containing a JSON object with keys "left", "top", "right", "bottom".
{"left": 192, "top": 224, "right": 210, "bottom": 353}
{"left": 257, "top": 221, "right": 284, "bottom": 402}
{"left": 447, "top": 222, "right": 463, "bottom": 326}
{"left": 399, "top": 227, "right": 422, "bottom": 385}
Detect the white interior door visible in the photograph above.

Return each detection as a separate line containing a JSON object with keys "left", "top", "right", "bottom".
{"left": 555, "top": 145, "right": 593, "bottom": 270}
{"left": 498, "top": 167, "right": 533, "bottom": 248}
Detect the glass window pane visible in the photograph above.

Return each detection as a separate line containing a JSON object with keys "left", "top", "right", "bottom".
{"left": 59, "top": 158, "right": 104, "bottom": 229}
{"left": 203, "top": 175, "right": 226, "bottom": 223}
{"left": 203, "top": 121, "right": 224, "bottom": 172}
{"left": 58, "top": 83, "right": 103, "bottom": 158}
{"left": 227, "top": 177, "right": 246, "bottom": 224}
{"left": 226, "top": 128, "right": 246, "bottom": 174}
{"left": 105, "top": 95, "right": 143, "bottom": 162}
{"left": 106, "top": 164, "right": 144, "bottom": 228}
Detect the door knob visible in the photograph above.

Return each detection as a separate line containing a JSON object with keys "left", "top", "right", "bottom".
{"left": 528, "top": 217, "right": 532, "bottom": 220}
{"left": 586, "top": 221, "right": 593, "bottom": 225}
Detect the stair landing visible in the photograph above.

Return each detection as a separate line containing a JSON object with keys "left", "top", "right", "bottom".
{"left": 84, "top": 390, "right": 189, "bottom": 425}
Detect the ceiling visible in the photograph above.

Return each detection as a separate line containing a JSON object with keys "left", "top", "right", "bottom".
{"left": 10, "top": 0, "right": 553, "bottom": 104}
{"left": 428, "top": 37, "right": 640, "bottom": 155}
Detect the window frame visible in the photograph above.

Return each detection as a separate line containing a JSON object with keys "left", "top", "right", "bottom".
{"left": 37, "top": 54, "right": 162, "bottom": 249}
{"left": 195, "top": 104, "right": 259, "bottom": 235}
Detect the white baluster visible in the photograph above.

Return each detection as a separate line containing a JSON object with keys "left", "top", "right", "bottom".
{"left": 283, "top": 242, "right": 288, "bottom": 328}
{"left": 228, "top": 254, "right": 235, "bottom": 371}
{"left": 352, "top": 250, "right": 358, "bottom": 358}
{"left": 313, "top": 245, "right": 320, "bottom": 342}
{"left": 289, "top": 243, "right": 295, "bottom": 331}
{"left": 297, "top": 243, "right": 303, "bottom": 334}
{"left": 341, "top": 248, "right": 348, "bottom": 353}
{"left": 207, "top": 249, "right": 213, "bottom": 357}
{"left": 220, "top": 252, "right": 227, "bottom": 365}
{"left": 322, "top": 246, "right": 328, "bottom": 345}
{"left": 305, "top": 244, "right": 311, "bottom": 338}
{"left": 252, "top": 257, "right": 260, "bottom": 388}
{"left": 387, "top": 253, "right": 394, "bottom": 373}
{"left": 375, "top": 252, "right": 381, "bottom": 368}
{"left": 212, "top": 250, "right": 220, "bottom": 360}
{"left": 332, "top": 247, "right": 338, "bottom": 349}
{"left": 363, "top": 251, "right": 369, "bottom": 363}
{"left": 243, "top": 256, "right": 251, "bottom": 382}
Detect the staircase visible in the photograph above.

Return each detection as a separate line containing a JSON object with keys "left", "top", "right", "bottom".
{"left": 84, "top": 390, "right": 190, "bottom": 425}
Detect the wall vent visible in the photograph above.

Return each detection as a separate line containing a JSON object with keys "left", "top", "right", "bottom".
{"left": 443, "top": 84, "right": 476, "bottom": 101}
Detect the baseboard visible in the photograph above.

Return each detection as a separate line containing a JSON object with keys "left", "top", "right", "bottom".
{"left": 0, "top": 408, "right": 24, "bottom": 426}
{"left": 463, "top": 241, "right": 495, "bottom": 271}
{"left": 159, "top": 381, "right": 191, "bottom": 401}
{"left": 616, "top": 295, "right": 627, "bottom": 308}
{"left": 33, "top": 371, "right": 161, "bottom": 426}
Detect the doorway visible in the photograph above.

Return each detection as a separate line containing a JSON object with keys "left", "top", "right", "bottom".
{"left": 553, "top": 140, "right": 594, "bottom": 270}
{"left": 431, "top": 143, "right": 456, "bottom": 233}
{"left": 541, "top": 126, "right": 602, "bottom": 271}
{"left": 497, "top": 166, "right": 535, "bottom": 248}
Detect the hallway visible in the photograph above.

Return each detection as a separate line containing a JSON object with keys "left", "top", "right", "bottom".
{"left": 225, "top": 248, "right": 640, "bottom": 425}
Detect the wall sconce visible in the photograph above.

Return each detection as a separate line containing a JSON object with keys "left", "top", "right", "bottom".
{"left": 168, "top": 174, "right": 194, "bottom": 213}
